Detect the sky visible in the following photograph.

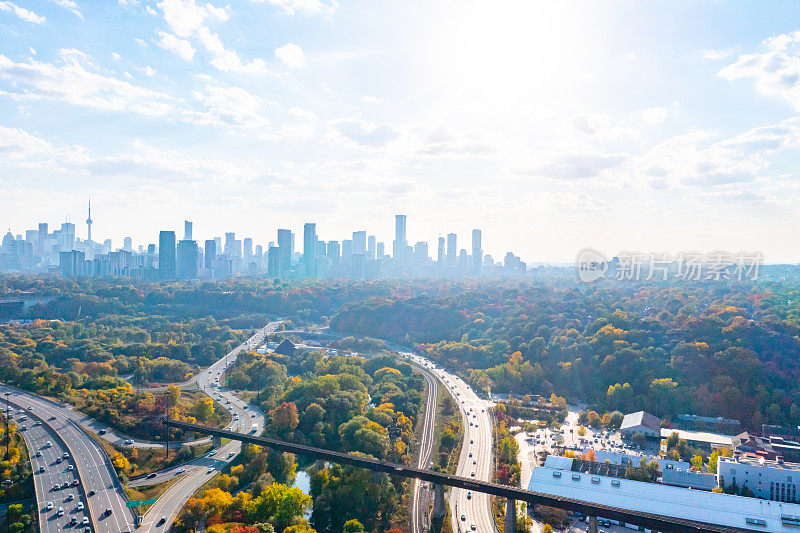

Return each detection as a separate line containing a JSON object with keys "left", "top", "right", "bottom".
{"left": 2, "top": 0, "right": 800, "bottom": 263}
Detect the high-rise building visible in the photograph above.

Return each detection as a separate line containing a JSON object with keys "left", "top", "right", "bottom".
{"left": 303, "top": 223, "right": 317, "bottom": 277}
{"left": 352, "top": 231, "right": 367, "bottom": 255}
{"left": 376, "top": 242, "right": 384, "bottom": 259}
{"left": 204, "top": 239, "right": 216, "bottom": 269}
{"left": 37, "top": 223, "right": 48, "bottom": 257}
{"left": 393, "top": 214, "right": 407, "bottom": 263}
{"left": 59, "top": 250, "right": 85, "bottom": 277}
{"left": 367, "top": 235, "right": 376, "bottom": 260}
{"left": 176, "top": 239, "right": 198, "bottom": 280}
{"left": 472, "top": 229, "right": 482, "bottom": 275}
{"left": 243, "top": 238, "right": 253, "bottom": 260}
{"left": 123, "top": 237, "right": 133, "bottom": 252}
{"left": 184, "top": 220, "right": 193, "bottom": 241}
{"left": 158, "top": 230, "right": 176, "bottom": 280}
{"left": 224, "top": 232, "right": 236, "bottom": 257}
{"left": 267, "top": 246, "right": 280, "bottom": 276}
{"left": 277, "top": 229, "right": 292, "bottom": 276}
{"left": 446, "top": 233, "right": 457, "bottom": 269}
{"left": 437, "top": 237, "right": 445, "bottom": 264}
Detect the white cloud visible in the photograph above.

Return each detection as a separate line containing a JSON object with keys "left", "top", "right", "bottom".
{"left": 525, "top": 152, "right": 626, "bottom": 180}
{"left": 112, "top": 52, "right": 122, "bottom": 61}
{"left": 48, "top": 0, "right": 82, "bottom": 18}
{"left": 0, "top": 125, "right": 91, "bottom": 171}
{"left": 288, "top": 107, "right": 316, "bottom": 119}
{"left": 274, "top": 43, "right": 306, "bottom": 69}
{"left": 326, "top": 118, "right": 401, "bottom": 147}
{"left": 156, "top": 31, "right": 196, "bottom": 60}
{"left": 718, "top": 30, "right": 800, "bottom": 110}
{"left": 0, "top": 1, "right": 45, "bottom": 24}
{"left": 0, "top": 50, "right": 174, "bottom": 116}
{"left": 141, "top": 66, "right": 157, "bottom": 77}
{"left": 183, "top": 83, "right": 271, "bottom": 131}
{"left": 157, "top": 0, "right": 269, "bottom": 74}
{"left": 640, "top": 106, "right": 670, "bottom": 126}
{"left": 253, "top": 0, "right": 337, "bottom": 16}
{"left": 696, "top": 49, "right": 732, "bottom": 60}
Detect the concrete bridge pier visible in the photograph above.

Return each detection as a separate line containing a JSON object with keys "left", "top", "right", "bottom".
{"left": 431, "top": 483, "right": 446, "bottom": 520}
{"left": 212, "top": 435, "right": 222, "bottom": 447}
{"left": 588, "top": 516, "right": 599, "bottom": 533}
{"left": 504, "top": 498, "right": 517, "bottom": 533}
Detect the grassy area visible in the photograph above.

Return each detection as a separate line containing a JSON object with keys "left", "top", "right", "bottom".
{"left": 125, "top": 443, "right": 212, "bottom": 477}
{"left": 125, "top": 476, "right": 181, "bottom": 515}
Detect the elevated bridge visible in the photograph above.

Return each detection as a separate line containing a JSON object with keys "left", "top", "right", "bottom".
{"left": 167, "top": 419, "right": 749, "bottom": 533}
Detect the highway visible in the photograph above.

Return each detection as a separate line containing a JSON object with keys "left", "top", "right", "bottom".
{"left": 404, "top": 354, "right": 495, "bottom": 533}
{"left": 137, "top": 321, "right": 277, "bottom": 531}
{"left": 406, "top": 358, "right": 437, "bottom": 533}
{"left": 7, "top": 404, "right": 91, "bottom": 533}
{"left": 0, "top": 388, "right": 136, "bottom": 533}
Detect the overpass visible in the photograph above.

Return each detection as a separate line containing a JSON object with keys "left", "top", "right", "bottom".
{"left": 167, "top": 419, "right": 752, "bottom": 533}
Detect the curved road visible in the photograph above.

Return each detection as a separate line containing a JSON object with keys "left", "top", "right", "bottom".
{"left": 0, "top": 386, "right": 136, "bottom": 533}
{"left": 403, "top": 354, "right": 495, "bottom": 533}
{"left": 137, "top": 321, "right": 278, "bottom": 532}
{"left": 6, "top": 403, "right": 91, "bottom": 533}
{"left": 406, "top": 358, "right": 438, "bottom": 533}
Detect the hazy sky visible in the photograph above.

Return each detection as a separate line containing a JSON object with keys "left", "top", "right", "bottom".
{"left": 2, "top": 0, "right": 800, "bottom": 263}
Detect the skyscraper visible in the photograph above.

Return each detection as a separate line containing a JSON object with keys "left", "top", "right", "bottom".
{"left": 367, "top": 235, "right": 376, "bottom": 260}
{"left": 393, "top": 214, "right": 407, "bottom": 263}
{"left": 123, "top": 237, "right": 132, "bottom": 252}
{"left": 176, "top": 239, "right": 198, "bottom": 280}
{"left": 437, "top": 236, "right": 445, "bottom": 265}
{"left": 224, "top": 232, "right": 236, "bottom": 257}
{"left": 352, "top": 231, "right": 367, "bottom": 255}
{"left": 446, "top": 233, "right": 457, "bottom": 269}
{"left": 303, "top": 223, "right": 317, "bottom": 277}
{"left": 204, "top": 239, "right": 216, "bottom": 269}
{"left": 184, "top": 220, "right": 193, "bottom": 241}
{"left": 277, "top": 229, "right": 292, "bottom": 276}
{"left": 471, "top": 229, "right": 482, "bottom": 275}
{"left": 158, "top": 230, "right": 176, "bottom": 280}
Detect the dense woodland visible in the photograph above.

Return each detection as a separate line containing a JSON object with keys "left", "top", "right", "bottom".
{"left": 331, "top": 280, "right": 800, "bottom": 431}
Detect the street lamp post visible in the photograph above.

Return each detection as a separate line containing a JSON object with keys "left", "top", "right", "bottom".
{"left": 164, "top": 392, "right": 171, "bottom": 462}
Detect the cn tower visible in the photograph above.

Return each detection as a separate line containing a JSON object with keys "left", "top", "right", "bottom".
{"left": 86, "top": 198, "right": 93, "bottom": 242}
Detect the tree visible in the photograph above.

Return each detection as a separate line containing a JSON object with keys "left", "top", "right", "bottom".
{"left": 543, "top": 525, "right": 553, "bottom": 533}
{"left": 691, "top": 455, "right": 703, "bottom": 470}
{"left": 343, "top": 519, "right": 365, "bottom": 533}
{"left": 271, "top": 402, "right": 300, "bottom": 434}
{"left": 193, "top": 396, "right": 215, "bottom": 421}
{"left": 283, "top": 525, "right": 316, "bottom": 533}
{"left": 166, "top": 384, "right": 181, "bottom": 406}
{"left": 577, "top": 426, "right": 587, "bottom": 437}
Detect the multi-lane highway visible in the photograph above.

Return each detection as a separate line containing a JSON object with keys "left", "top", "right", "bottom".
{"left": 406, "top": 358, "right": 438, "bottom": 533}
{"left": 8, "top": 403, "right": 91, "bottom": 533}
{"left": 404, "top": 354, "right": 495, "bottom": 533}
{"left": 137, "top": 321, "right": 277, "bottom": 531}
{"left": 0, "top": 388, "right": 136, "bottom": 533}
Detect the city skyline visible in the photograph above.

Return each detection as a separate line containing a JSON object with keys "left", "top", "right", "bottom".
{"left": 3, "top": 2, "right": 800, "bottom": 262}
{"left": 1, "top": 201, "right": 528, "bottom": 279}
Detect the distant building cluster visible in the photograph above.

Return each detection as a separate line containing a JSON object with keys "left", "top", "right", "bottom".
{"left": 0, "top": 202, "right": 529, "bottom": 280}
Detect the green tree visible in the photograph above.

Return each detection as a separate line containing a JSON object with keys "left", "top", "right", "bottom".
{"left": 342, "top": 519, "right": 365, "bottom": 533}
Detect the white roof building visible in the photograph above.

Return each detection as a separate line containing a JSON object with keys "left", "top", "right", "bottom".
{"left": 620, "top": 411, "right": 661, "bottom": 437}
{"left": 529, "top": 464, "right": 800, "bottom": 531}
{"left": 661, "top": 428, "right": 734, "bottom": 448}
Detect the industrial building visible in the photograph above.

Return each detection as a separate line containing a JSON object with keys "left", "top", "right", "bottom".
{"left": 529, "top": 460, "right": 800, "bottom": 531}
{"left": 718, "top": 456, "right": 800, "bottom": 503}
{"left": 620, "top": 411, "right": 661, "bottom": 438}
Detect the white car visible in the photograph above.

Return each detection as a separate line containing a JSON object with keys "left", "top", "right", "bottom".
{"left": 176, "top": 468, "right": 186, "bottom": 474}
{"left": 45, "top": 502, "right": 53, "bottom": 511}
{"left": 77, "top": 502, "right": 84, "bottom": 511}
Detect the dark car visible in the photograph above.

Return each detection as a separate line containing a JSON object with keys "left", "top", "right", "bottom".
{"left": 146, "top": 473, "right": 157, "bottom": 479}
{"left": 88, "top": 490, "right": 96, "bottom": 496}
{"left": 98, "top": 429, "right": 106, "bottom": 435}
{"left": 104, "top": 508, "right": 112, "bottom": 516}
